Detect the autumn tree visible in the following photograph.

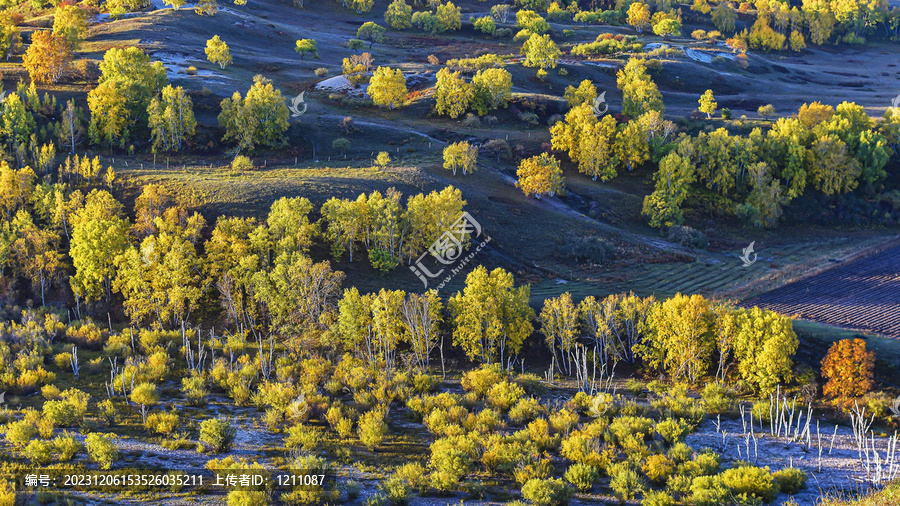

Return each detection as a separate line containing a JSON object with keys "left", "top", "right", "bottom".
{"left": 653, "top": 18, "right": 681, "bottom": 37}
{"left": 471, "top": 68, "right": 512, "bottom": 115}
{"left": 635, "top": 293, "right": 713, "bottom": 382}
{"left": 218, "top": 75, "right": 290, "bottom": 153}
{"left": 821, "top": 338, "right": 875, "bottom": 403}
{"left": 294, "top": 38, "right": 318, "bottom": 59}
{"left": 368, "top": 67, "right": 407, "bottom": 110}
{"left": 626, "top": 2, "right": 651, "bottom": 32}
{"left": 401, "top": 290, "right": 443, "bottom": 371}
{"left": 384, "top": 0, "right": 412, "bottom": 29}
{"left": 642, "top": 151, "right": 695, "bottom": 229}
{"left": 541, "top": 292, "right": 579, "bottom": 374}
{"left": 443, "top": 141, "right": 478, "bottom": 175}
{"left": 521, "top": 33, "right": 560, "bottom": 76}
{"left": 758, "top": 104, "right": 776, "bottom": 120}
{"left": 147, "top": 85, "right": 196, "bottom": 153}
{"left": 205, "top": 36, "right": 232, "bottom": 69}
{"left": 52, "top": 4, "right": 88, "bottom": 49}
{"left": 808, "top": 134, "right": 860, "bottom": 195}
{"left": 712, "top": 1, "right": 737, "bottom": 32}
{"left": 252, "top": 252, "right": 344, "bottom": 340}
{"left": 449, "top": 266, "right": 534, "bottom": 365}
{"left": 70, "top": 191, "right": 130, "bottom": 303}
{"left": 617, "top": 59, "right": 664, "bottom": 117}
{"left": 1, "top": 93, "right": 35, "bottom": 153}
{"left": 0, "top": 163, "right": 35, "bottom": 223}
{"left": 563, "top": 80, "right": 597, "bottom": 108}
{"left": 357, "top": 22, "right": 386, "bottom": 47}
{"left": 113, "top": 212, "right": 207, "bottom": 330}
{"left": 516, "top": 153, "right": 564, "bottom": 199}
{"left": 342, "top": 52, "right": 374, "bottom": 86}
{"left": 87, "top": 81, "right": 130, "bottom": 148}
{"left": 0, "top": 12, "right": 22, "bottom": 62}
{"left": 435, "top": 1, "right": 461, "bottom": 32}
{"left": 23, "top": 31, "right": 71, "bottom": 84}
{"left": 698, "top": 89, "right": 717, "bottom": 119}
{"left": 56, "top": 99, "right": 85, "bottom": 154}
{"left": 731, "top": 307, "right": 797, "bottom": 393}
{"left": 11, "top": 210, "right": 63, "bottom": 306}
{"left": 434, "top": 68, "right": 474, "bottom": 118}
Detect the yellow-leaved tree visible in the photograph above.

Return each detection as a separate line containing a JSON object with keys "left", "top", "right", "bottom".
{"left": 516, "top": 153, "right": 564, "bottom": 199}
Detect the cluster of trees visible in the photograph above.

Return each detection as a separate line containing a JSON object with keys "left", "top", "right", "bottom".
{"left": 14, "top": 43, "right": 290, "bottom": 155}
{"left": 381, "top": 0, "right": 461, "bottom": 33}
{"left": 539, "top": 292, "right": 797, "bottom": 393}
{"left": 541, "top": 61, "right": 894, "bottom": 230}
{"left": 319, "top": 186, "right": 467, "bottom": 270}
{"left": 1, "top": 153, "right": 798, "bottom": 392}
{"left": 643, "top": 99, "right": 893, "bottom": 229}
{"left": 433, "top": 66, "right": 513, "bottom": 119}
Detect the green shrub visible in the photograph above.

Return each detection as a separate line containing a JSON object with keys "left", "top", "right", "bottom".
{"left": 85, "top": 433, "right": 119, "bottom": 470}
{"left": 232, "top": 155, "right": 254, "bottom": 172}
{"left": 666, "top": 474, "right": 693, "bottom": 498}
{"left": 42, "top": 388, "right": 90, "bottom": 427}
{"left": 98, "top": 399, "right": 117, "bottom": 426}
{"left": 549, "top": 409, "right": 579, "bottom": 435}
{"left": 182, "top": 373, "right": 209, "bottom": 406}
{"left": 285, "top": 424, "right": 324, "bottom": 452}
{"left": 625, "top": 379, "right": 644, "bottom": 396}
{"left": 24, "top": 439, "right": 53, "bottom": 464}
{"left": 4, "top": 420, "right": 36, "bottom": 446}
{"left": 655, "top": 418, "right": 691, "bottom": 444}
{"left": 394, "top": 462, "right": 428, "bottom": 494}
{"left": 609, "top": 463, "right": 647, "bottom": 501}
{"left": 693, "top": 450, "right": 721, "bottom": 476}
{"left": 358, "top": 409, "right": 389, "bottom": 450}
{"left": 378, "top": 475, "right": 411, "bottom": 505}
{"left": 521, "top": 478, "right": 573, "bottom": 506}
{"left": 563, "top": 463, "right": 598, "bottom": 491}
{"left": 719, "top": 466, "right": 777, "bottom": 503}
{"left": 487, "top": 381, "right": 525, "bottom": 411}
{"left": 691, "top": 475, "right": 729, "bottom": 506}
{"left": 609, "top": 416, "right": 654, "bottom": 443}
{"left": 668, "top": 442, "right": 694, "bottom": 463}
{"left": 701, "top": 384, "right": 734, "bottom": 415}
{"left": 643, "top": 454, "right": 676, "bottom": 483}
{"left": 199, "top": 418, "right": 236, "bottom": 453}
{"left": 643, "top": 490, "right": 676, "bottom": 506}
{"left": 461, "top": 364, "right": 505, "bottom": 396}
{"left": 145, "top": 411, "right": 179, "bottom": 435}
{"left": 509, "top": 397, "right": 546, "bottom": 424}
{"left": 53, "top": 432, "right": 82, "bottom": 461}
{"left": 773, "top": 467, "right": 807, "bottom": 494}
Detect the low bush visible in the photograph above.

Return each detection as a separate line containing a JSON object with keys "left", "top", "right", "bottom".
{"left": 521, "top": 477, "right": 573, "bottom": 506}
{"left": 719, "top": 465, "right": 777, "bottom": 503}
{"left": 773, "top": 467, "right": 807, "bottom": 494}
{"left": 199, "top": 418, "right": 236, "bottom": 453}
{"left": 563, "top": 462, "right": 598, "bottom": 491}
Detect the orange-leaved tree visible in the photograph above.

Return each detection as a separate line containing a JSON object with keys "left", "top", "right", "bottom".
{"left": 820, "top": 338, "right": 875, "bottom": 404}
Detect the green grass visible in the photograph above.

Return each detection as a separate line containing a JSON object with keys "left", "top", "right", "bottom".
{"left": 819, "top": 480, "right": 900, "bottom": 505}
{"left": 793, "top": 319, "right": 900, "bottom": 365}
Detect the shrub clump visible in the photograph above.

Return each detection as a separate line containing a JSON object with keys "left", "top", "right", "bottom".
{"left": 198, "top": 418, "right": 237, "bottom": 453}
{"left": 666, "top": 225, "right": 708, "bottom": 249}
{"left": 521, "top": 477, "right": 573, "bottom": 506}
